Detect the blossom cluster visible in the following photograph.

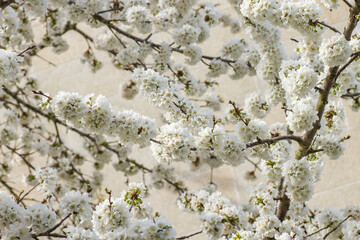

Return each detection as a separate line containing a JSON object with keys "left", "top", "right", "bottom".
{"left": 49, "top": 91, "right": 157, "bottom": 146}
{"left": 0, "top": 0, "right": 359, "bottom": 239}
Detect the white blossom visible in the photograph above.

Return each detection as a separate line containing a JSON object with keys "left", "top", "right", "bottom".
{"left": 319, "top": 34, "right": 351, "bottom": 67}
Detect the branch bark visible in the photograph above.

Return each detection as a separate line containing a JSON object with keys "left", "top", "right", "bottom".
{"left": 0, "top": 0, "right": 14, "bottom": 9}
{"left": 276, "top": 2, "right": 360, "bottom": 222}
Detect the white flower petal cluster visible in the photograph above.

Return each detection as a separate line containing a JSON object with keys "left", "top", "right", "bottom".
{"left": 240, "top": 0, "right": 323, "bottom": 37}
{"left": 20, "top": 0, "right": 48, "bottom": 16}
{"left": 153, "top": 7, "right": 179, "bottom": 31}
{"left": 207, "top": 59, "right": 228, "bottom": 78}
{"left": 195, "top": 126, "right": 246, "bottom": 167}
{"left": 59, "top": 190, "right": 93, "bottom": 227}
{"left": 50, "top": 91, "right": 88, "bottom": 127}
{"left": 240, "top": 0, "right": 281, "bottom": 24}
{"left": 0, "top": 191, "right": 28, "bottom": 231}
{"left": 198, "top": 3, "right": 222, "bottom": 27}
{"left": 94, "top": 31, "right": 122, "bottom": 51}
{"left": 220, "top": 39, "right": 247, "bottom": 60}
{"left": 178, "top": 189, "right": 249, "bottom": 237}
{"left": 320, "top": 0, "right": 339, "bottom": 9}
{"left": 261, "top": 141, "right": 291, "bottom": 182}
{"left": 126, "top": 5, "right": 152, "bottom": 33}
{"left": 92, "top": 197, "right": 130, "bottom": 236}
{"left": 0, "top": 49, "right": 23, "bottom": 84}
{"left": 172, "top": 24, "right": 200, "bottom": 46}
{"left": 133, "top": 68, "right": 213, "bottom": 129}
{"left": 83, "top": 94, "right": 113, "bottom": 134}
{"left": 230, "top": 60, "right": 248, "bottom": 80}
{"left": 1, "top": 222, "right": 32, "bottom": 240}
{"left": 200, "top": 211, "right": 223, "bottom": 239}
{"left": 297, "top": 39, "right": 322, "bottom": 70}
{"left": 133, "top": 68, "right": 175, "bottom": 110}
{"left": 28, "top": 203, "right": 56, "bottom": 233}
{"left": 319, "top": 34, "right": 351, "bottom": 67}
{"left": 283, "top": 159, "right": 314, "bottom": 202}
{"left": 330, "top": 68, "right": 355, "bottom": 98}
{"left": 172, "top": 64, "right": 206, "bottom": 96}
{"left": 106, "top": 217, "right": 176, "bottom": 240}
{"left": 253, "top": 215, "right": 280, "bottom": 239}
{"left": 66, "top": 0, "right": 104, "bottom": 23}
{"left": 235, "top": 119, "right": 269, "bottom": 143}
{"left": 280, "top": 60, "right": 318, "bottom": 98}
{"left": 35, "top": 167, "right": 58, "bottom": 196}
{"left": 310, "top": 208, "right": 344, "bottom": 239}
{"left": 183, "top": 44, "right": 202, "bottom": 65}
{"left": 249, "top": 184, "right": 277, "bottom": 215}
{"left": 50, "top": 92, "right": 157, "bottom": 146}
{"left": 315, "top": 134, "right": 344, "bottom": 160}
{"left": 217, "top": 133, "right": 246, "bottom": 166}
{"left": 286, "top": 97, "right": 319, "bottom": 133}
{"left": 151, "top": 122, "right": 194, "bottom": 164}
{"left": 64, "top": 226, "right": 100, "bottom": 240}
{"left": 320, "top": 100, "right": 345, "bottom": 135}
{"left": 244, "top": 92, "right": 270, "bottom": 118}
{"left": 0, "top": 7, "right": 20, "bottom": 37}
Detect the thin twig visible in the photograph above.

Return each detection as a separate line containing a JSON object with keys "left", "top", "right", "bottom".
{"left": 335, "top": 51, "right": 360, "bottom": 80}
{"left": 341, "top": 92, "right": 360, "bottom": 98}
{"left": 36, "top": 213, "right": 72, "bottom": 237}
{"left": 246, "top": 135, "right": 304, "bottom": 148}
{"left": 17, "top": 183, "right": 40, "bottom": 204}
{"left": 176, "top": 230, "right": 203, "bottom": 240}
{"left": 323, "top": 216, "right": 352, "bottom": 239}
{"left": 342, "top": 0, "right": 353, "bottom": 8}
{"left": 311, "top": 20, "right": 341, "bottom": 34}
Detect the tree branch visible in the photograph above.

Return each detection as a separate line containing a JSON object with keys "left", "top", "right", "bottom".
{"left": 33, "top": 213, "right": 71, "bottom": 238}
{"left": 335, "top": 50, "right": 360, "bottom": 79}
{"left": 323, "top": 216, "right": 352, "bottom": 239}
{"left": 176, "top": 230, "right": 203, "bottom": 240}
{"left": 1, "top": 86, "right": 186, "bottom": 194}
{"left": 92, "top": 13, "right": 237, "bottom": 64}
{"left": 311, "top": 20, "right": 341, "bottom": 34}
{"left": 341, "top": 92, "right": 360, "bottom": 98}
{"left": 343, "top": 0, "right": 353, "bottom": 8}
{"left": 246, "top": 135, "right": 304, "bottom": 148}
{"left": 277, "top": 3, "right": 360, "bottom": 222}
{"left": 0, "top": 0, "right": 15, "bottom": 9}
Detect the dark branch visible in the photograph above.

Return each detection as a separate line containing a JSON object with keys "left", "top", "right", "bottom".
{"left": 176, "top": 230, "right": 203, "bottom": 240}
{"left": 246, "top": 135, "right": 304, "bottom": 148}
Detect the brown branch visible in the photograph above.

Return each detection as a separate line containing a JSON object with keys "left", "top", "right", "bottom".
{"left": 323, "top": 216, "right": 352, "bottom": 239}
{"left": 343, "top": 0, "right": 353, "bottom": 8}
{"left": 17, "top": 183, "right": 40, "bottom": 204}
{"left": 0, "top": 177, "right": 18, "bottom": 197}
{"left": 5, "top": 145, "right": 36, "bottom": 170}
{"left": 335, "top": 51, "right": 360, "bottom": 79}
{"left": 341, "top": 92, "right": 360, "bottom": 98}
{"left": 34, "top": 213, "right": 71, "bottom": 238}
{"left": 176, "top": 230, "right": 203, "bottom": 240}
{"left": 343, "top": 5, "right": 360, "bottom": 41}
{"left": 0, "top": 0, "right": 15, "bottom": 9}
{"left": 311, "top": 20, "right": 341, "bottom": 34}
{"left": 277, "top": 3, "right": 360, "bottom": 222}
{"left": 246, "top": 135, "right": 304, "bottom": 148}
{"left": 229, "top": 100, "right": 248, "bottom": 126}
